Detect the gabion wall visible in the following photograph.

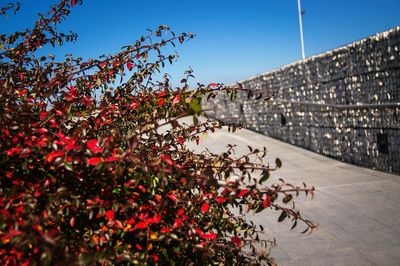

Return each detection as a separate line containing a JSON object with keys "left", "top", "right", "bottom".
{"left": 203, "top": 26, "right": 400, "bottom": 173}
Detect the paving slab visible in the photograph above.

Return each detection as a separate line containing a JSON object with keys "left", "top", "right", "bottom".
{"left": 184, "top": 119, "right": 400, "bottom": 265}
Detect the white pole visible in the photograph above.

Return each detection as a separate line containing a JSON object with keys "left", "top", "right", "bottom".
{"left": 297, "top": 0, "right": 306, "bottom": 59}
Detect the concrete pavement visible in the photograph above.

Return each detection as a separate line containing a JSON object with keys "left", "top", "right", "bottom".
{"left": 187, "top": 122, "right": 400, "bottom": 265}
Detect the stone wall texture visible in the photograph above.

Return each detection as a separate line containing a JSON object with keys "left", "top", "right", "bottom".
{"left": 203, "top": 26, "right": 400, "bottom": 173}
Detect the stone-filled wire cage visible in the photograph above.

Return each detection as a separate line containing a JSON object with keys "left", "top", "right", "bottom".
{"left": 203, "top": 26, "right": 400, "bottom": 173}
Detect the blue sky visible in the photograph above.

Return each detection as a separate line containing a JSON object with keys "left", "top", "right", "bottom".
{"left": 2, "top": 0, "right": 400, "bottom": 86}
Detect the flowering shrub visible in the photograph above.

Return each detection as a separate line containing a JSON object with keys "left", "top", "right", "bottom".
{"left": 0, "top": 1, "right": 316, "bottom": 265}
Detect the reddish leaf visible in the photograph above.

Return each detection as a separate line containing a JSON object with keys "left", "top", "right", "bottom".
{"left": 87, "top": 157, "right": 102, "bottom": 165}
{"left": 157, "top": 98, "right": 166, "bottom": 106}
{"left": 105, "top": 210, "right": 114, "bottom": 220}
{"left": 208, "top": 83, "right": 218, "bottom": 87}
{"left": 262, "top": 194, "right": 271, "bottom": 208}
{"left": 5, "top": 172, "right": 13, "bottom": 178}
{"left": 126, "top": 62, "right": 134, "bottom": 71}
{"left": 6, "top": 147, "right": 22, "bottom": 156}
{"left": 146, "top": 214, "right": 162, "bottom": 224}
{"left": 201, "top": 202, "right": 209, "bottom": 213}
{"left": 167, "top": 194, "right": 177, "bottom": 202}
{"left": 160, "top": 227, "right": 171, "bottom": 233}
{"left": 177, "top": 137, "right": 185, "bottom": 144}
{"left": 134, "top": 221, "right": 148, "bottom": 230}
{"left": 18, "top": 72, "right": 24, "bottom": 81}
{"left": 126, "top": 218, "right": 135, "bottom": 225}
{"left": 231, "top": 236, "right": 241, "bottom": 247}
{"left": 177, "top": 208, "right": 185, "bottom": 216}
{"left": 173, "top": 218, "right": 183, "bottom": 228}
{"left": 129, "top": 102, "right": 139, "bottom": 110}
{"left": 160, "top": 154, "right": 174, "bottom": 166}
{"left": 104, "top": 156, "right": 119, "bottom": 162}
{"left": 70, "top": 217, "right": 76, "bottom": 227}
{"left": 39, "top": 111, "right": 48, "bottom": 120}
{"left": 46, "top": 150, "right": 64, "bottom": 163}
{"left": 172, "top": 95, "right": 181, "bottom": 105}
{"left": 71, "top": 0, "right": 75, "bottom": 8}
{"left": 1, "top": 230, "right": 23, "bottom": 241}
{"left": 216, "top": 196, "right": 226, "bottom": 204}
{"left": 37, "top": 127, "right": 48, "bottom": 134}
{"left": 87, "top": 139, "right": 103, "bottom": 153}
{"left": 201, "top": 231, "right": 216, "bottom": 240}
{"left": 157, "top": 91, "right": 167, "bottom": 97}
{"left": 237, "top": 189, "right": 250, "bottom": 198}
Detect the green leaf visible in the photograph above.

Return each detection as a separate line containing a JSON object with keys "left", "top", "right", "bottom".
{"left": 189, "top": 97, "right": 202, "bottom": 114}
{"left": 259, "top": 171, "right": 270, "bottom": 184}
{"left": 278, "top": 211, "right": 287, "bottom": 222}
{"left": 112, "top": 188, "right": 121, "bottom": 195}
{"left": 275, "top": 158, "right": 282, "bottom": 168}
{"left": 64, "top": 162, "right": 73, "bottom": 171}
{"left": 282, "top": 194, "right": 293, "bottom": 204}
{"left": 0, "top": 43, "right": 4, "bottom": 50}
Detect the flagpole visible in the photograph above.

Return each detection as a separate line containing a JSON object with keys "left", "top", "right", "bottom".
{"left": 297, "top": 0, "right": 306, "bottom": 59}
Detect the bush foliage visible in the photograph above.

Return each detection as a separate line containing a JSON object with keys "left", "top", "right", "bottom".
{"left": 0, "top": 1, "right": 316, "bottom": 265}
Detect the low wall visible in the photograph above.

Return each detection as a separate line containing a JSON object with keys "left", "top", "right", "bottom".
{"left": 203, "top": 26, "right": 400, "bottom": 173}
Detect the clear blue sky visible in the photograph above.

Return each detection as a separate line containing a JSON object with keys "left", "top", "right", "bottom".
{"left": 2, "top": 0, "right": 400, "bottom": 86}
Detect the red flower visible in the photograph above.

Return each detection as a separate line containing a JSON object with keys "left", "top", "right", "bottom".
{"left": 208, "top": 83, "right": 218, "bottom": 87}
{"left": 201, "top": 202, "right": 209, "bottom": 213}
{"left": 87, "top": 139, "right": 103, "bottom": 153}
{"left": 105, "top": 210, "right": 114, "bottom": 220}
{"left": 71, "top": 0, "right": 75, "bottom": 8}
{"left": 88, "top": 157, "right": 102, "bottom": 165}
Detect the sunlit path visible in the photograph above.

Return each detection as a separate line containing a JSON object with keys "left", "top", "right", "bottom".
{"left": 186, "top": 118, "right": 400, "bottom": 266}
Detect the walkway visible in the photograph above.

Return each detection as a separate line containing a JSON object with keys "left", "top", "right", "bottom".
{"left": 188, "top": 122, "right": 400, "bottom": 265}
